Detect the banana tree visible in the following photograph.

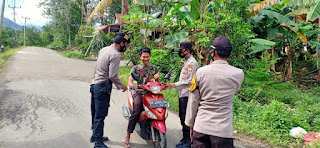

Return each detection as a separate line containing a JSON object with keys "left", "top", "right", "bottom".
{"left": 250, "top": 0, "right": 320, "bottom": 22}
{"left": 87, "top": 0, "right": 113, "bottom": 23}
{"left": 250, "top": 8, "right": 310, "bottom": 78}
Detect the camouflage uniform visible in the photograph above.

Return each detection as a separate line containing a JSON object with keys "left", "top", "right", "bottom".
{"left": 127, "top": 64, "right": 159, "bottom": 133}
{"left": 131, "top": 64, "right": 159, "bottom": 85}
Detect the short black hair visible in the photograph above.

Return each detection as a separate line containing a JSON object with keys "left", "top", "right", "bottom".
{"left": 216, "top": 50, "right": 231, "bottom": 58}
{"left": 139, "top": 47, "right": 151, "bottom": 56}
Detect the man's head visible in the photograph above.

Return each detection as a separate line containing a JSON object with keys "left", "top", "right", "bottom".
{"left": 210, "top": 36, "right": 232, "bottom": 61}
{"left": 114, "top": 32, "right": 130, "bottom": 52}
{"left": 177, "top": 41, "right": 192, "bottom": 58}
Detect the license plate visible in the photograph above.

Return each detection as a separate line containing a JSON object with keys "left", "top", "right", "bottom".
{"left": 149, "top": 100, "right": 168, "bottom": 108}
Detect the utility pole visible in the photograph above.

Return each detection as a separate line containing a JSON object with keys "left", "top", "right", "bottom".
{"left": 0, "top": 0, "right": 6, "bottom": 41}
{"left": 9, "top": 0, "right": 21, "bottom": 46}
{"left": 22, "top": 16, "right": 29, "bottom": 46}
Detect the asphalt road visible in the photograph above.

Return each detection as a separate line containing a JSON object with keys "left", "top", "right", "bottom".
{"left": 0, "top": 47, "right": 255, "bottom": 148}
{"left": 0, "top": 47, "right": 183, "bottom": 148}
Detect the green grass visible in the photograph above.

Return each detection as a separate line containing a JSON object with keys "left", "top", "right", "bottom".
{"left": 234, "top": 76, "right": 320, "bottom": 147}
{"left": 0, "top": 47, "right": 23, "bottom": 72}
{"left": 118, "top": 66, "right": 131, "bottom": 86}
{"left": 58, "top": 50, "right": 85, "bottom": 59}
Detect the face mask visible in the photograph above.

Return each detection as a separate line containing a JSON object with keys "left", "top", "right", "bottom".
{"left": 210, "top": 50, "right": 215, "bottom": 61}
{"left": 120, "top": 44, "right": 126, "bottom": 52}
{"left": 178, "top": 50, "right": 186, "bottom": 58}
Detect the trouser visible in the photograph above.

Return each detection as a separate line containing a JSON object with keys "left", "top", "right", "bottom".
{"left": 127, "top": 93, "right": 143, "bottom": 133}
{"left": 90, "top": 81, "right": 112, "bottom": 138}
{"left": 179, "top": 97, "right": 190, "bottom": 139}
{"left": 192, "top": 130, "right": 234, "bottom": 148}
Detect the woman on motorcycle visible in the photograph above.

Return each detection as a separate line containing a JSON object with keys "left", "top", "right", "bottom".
{"left": 123, "top": 47, "right": 160, "bottom": 148}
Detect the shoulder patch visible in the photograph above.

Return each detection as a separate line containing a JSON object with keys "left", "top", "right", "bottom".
{"left": 188, "top": 73, "right": 197, "bottom": 91}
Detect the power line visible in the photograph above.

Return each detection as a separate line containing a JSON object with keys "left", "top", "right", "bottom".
{"left": 8, "top": 0, "right": 21, "bottom": 45}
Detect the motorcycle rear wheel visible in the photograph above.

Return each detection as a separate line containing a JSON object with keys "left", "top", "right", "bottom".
{"left": 152, "top": 129, "right": 167, "bottom": 148}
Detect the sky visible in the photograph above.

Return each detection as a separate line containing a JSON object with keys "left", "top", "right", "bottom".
{"left": 1, "top": 0, "right": 49, "bottom": 27}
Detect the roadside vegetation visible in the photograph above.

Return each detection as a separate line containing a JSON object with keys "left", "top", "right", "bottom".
{"left": 2, "top": 0, "right": 320, "bottom": 147}
{"left": 57, "top": 50, "right": 85, "bottom": 59}
{"left": 0, "top": 47, "right": 23, "bottom": 72}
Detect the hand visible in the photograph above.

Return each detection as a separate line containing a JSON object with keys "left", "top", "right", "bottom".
{"left": 190, "top": 128, "right": 194, "bottom": 140}
{"left": 167, "top": 83, "right": 176, "bottom": 88}
{"left": 121, "top": 85, "right": 127, "bottom": 92}
{"left": 154, "top": 72, "right": 160, "bottom": 80}
{"left": 131, "top": 85, "right": 138, "bottom": 90}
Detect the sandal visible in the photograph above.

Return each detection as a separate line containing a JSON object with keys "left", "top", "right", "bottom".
{"left": 122, "top": 140, "right": 131, "bottom": 148}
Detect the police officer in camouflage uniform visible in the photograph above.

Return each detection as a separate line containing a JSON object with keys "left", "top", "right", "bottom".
{"left": 90, "top": 32, "right": 130, "bottom": 148}
{"left": 167, "top": 41, "right": 198, "bottom": 148}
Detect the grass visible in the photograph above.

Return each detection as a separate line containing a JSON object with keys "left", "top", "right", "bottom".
{"left": 57, "top": 50, "right": 85, "bottom": 59}
{"left": 233, "top": 76, "right": 320, "bottom": 147}
{"left": 118, "top": 66, "right": 131, "bottom": 86}
{"left": 0, "top": 47, "right": 23, "bottom": 72}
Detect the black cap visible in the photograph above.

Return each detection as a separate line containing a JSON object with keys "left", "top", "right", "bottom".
{"left": 210, "top": 36, "right": 232, "bottom": 52}
{"left": 177, "top": 41, "right": 192, "bottom": 51}
{"left": 114, "top": 32, "right": 130, "bottom": 44}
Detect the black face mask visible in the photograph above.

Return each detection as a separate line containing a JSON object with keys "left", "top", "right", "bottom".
{"left": 210, "top": 50, "right": 215, "bottom": 61}
{"left": 120, "top": 45, "right": 126, "bottom": 52}
{"left": 178, "top": 50, "right": 186, "bottom": 58}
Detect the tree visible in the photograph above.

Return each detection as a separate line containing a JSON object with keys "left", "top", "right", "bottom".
{"left": 40, "top": 0, "right": 82, "bottom": 49}
{"left": 0, "top": 27, "right": 10, "bottom": 46}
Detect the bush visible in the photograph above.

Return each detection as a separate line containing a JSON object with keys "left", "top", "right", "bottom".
{"left": 195, "top": 10, "right": 255, "bottom": 68}
{"left": 78, "top": 42, "right": 91, "bottom": 54}
{"left": 48, "top": 40, "right": 64, "bottom": 50}
{"left": 59, "top": 51, "right": 85, "bottom": 59}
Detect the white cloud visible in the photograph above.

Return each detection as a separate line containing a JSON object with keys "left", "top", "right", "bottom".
{"left": 2, "top": 0, "right": 49, "bottom": 27}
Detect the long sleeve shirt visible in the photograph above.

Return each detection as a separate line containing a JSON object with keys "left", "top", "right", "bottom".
{"left": 175, "top": 55, "right": 198, "bottom": 98}
{"left": 185, "top": 60, "right": 244, "bottom": 138}
{"left": 91, "top": 44, "right": 123, "bottom": 89}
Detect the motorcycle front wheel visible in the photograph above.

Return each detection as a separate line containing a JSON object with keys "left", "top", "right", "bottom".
{"left": 152, "top": 128, "right": 167, "bottom": 148}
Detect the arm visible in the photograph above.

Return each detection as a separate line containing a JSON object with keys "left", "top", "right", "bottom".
{"left": 185, "top": 88, "right": 200, "bottom": 128}
{"left": 175, "top": 62, "right": 198, "bottom": 89}
{"left": 185, "top": 72, "right": 200, "bottom": 128}
{"left": 154, "top": 66, "right": 160, "bottom": 82}
{"left": 109, "top": 54, "right": 123, "bottom": 89}
{"left": 128, "top": 75, "right": 138, "bottom": 90}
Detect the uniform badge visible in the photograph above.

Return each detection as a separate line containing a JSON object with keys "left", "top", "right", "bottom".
{"left": 188, "top": 64, "right": 193, "bottom": 72}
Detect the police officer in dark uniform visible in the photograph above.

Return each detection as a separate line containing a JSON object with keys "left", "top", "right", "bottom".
{"left": 90, "top": 32, "right": 130, "bottom": 148}
{"left": 167, "top": 41, "right": 198, "bottom": 148}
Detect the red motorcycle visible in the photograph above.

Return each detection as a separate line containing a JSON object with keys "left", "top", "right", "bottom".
{"left": 122, "top": 73, "right": 171, "bottom": 148}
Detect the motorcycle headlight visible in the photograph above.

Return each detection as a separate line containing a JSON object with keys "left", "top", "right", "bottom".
{"left": 143, "top": 105, "right": 157, "bottom": 119}
{"left": 149, "top": 86, "right": 161, "bottom": 94}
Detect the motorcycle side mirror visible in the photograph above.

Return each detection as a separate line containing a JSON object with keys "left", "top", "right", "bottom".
{"left": 164, "top": 72, "right": 171, "bottom": 80}
{"left": 131, "top": 73, "right": 139, "bottom": 81}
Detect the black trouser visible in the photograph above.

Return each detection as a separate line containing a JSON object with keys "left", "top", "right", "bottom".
{"left": 127, "top": 93, "right": 143, "bottom": 133}
{"left": 192, "top": 130, "right": 234, "bottom": 148}
{"left": 90, "top": 81, "right": 112, "bottom": 138}
{"left": 179, "top": 97, "right": 190, "bottom": 139}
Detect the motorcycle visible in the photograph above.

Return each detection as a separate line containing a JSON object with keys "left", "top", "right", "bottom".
{"left": 122, "top": 73, "right": 171, "bottom": 148}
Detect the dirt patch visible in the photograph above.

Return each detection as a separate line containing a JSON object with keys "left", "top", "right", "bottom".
{"left": 234, "top": 132, "right": 271, "bottom": 148}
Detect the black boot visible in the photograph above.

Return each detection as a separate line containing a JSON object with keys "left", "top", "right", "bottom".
{"left": 94, "top": 137, "right": 108, "bottom": 148}
{"left": 181, "top": 138, "right": 191, "bottom": 148}
{"left": 176, "top": 137, "right": 191, "bottom": 148}
{"left": 90, "top": 136, "right": 109, "bottom": 143}
{"left": 176, "top": 138, "right": 186, "bottom": 148}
